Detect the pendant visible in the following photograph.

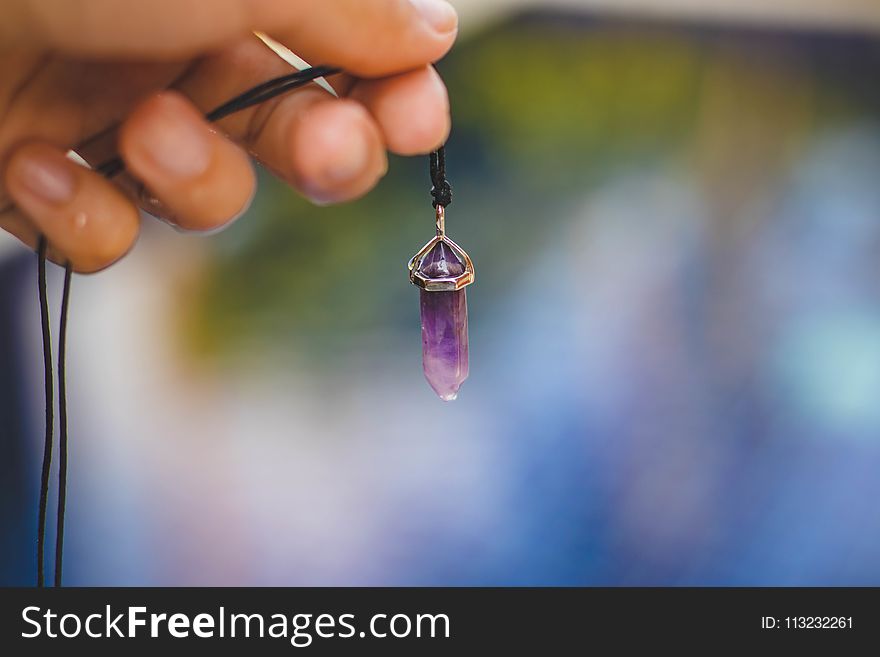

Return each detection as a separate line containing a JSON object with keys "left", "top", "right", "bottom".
{"left": 408, "top": 205, "right": 474, "bottom": 401}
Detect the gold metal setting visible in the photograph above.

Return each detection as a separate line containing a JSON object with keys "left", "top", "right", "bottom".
{"left": 408, "top": 206, "right": 475, "bottom": 292}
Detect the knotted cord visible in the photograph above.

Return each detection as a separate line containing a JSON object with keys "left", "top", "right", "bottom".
{"left": 429, "top": 147, "right": 452, "bottom": 208}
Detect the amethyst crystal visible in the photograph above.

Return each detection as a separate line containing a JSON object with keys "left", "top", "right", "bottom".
{"left": 418, "top": 241, "right": 469, "bottom": 401}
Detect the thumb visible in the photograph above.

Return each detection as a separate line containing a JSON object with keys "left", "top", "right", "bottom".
{"left": 1, "top": 0, "right": 457, "bottom": 72}
{"left": 2, "top": 0, "right": 256, "bottom": 58}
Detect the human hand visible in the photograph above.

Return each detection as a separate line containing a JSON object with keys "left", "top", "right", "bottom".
{"left": 0, "top": 0, "right": 457, "bottom": 271}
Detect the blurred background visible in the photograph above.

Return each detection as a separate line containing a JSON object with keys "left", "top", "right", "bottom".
{"left": 3, "top": 0, "right": 880, "bottom": 585}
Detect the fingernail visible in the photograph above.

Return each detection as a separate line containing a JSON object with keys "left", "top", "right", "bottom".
{"left": 139, "top": 95, "right": 212, "bottom": 178}
{"left": 13, "top": 150, "right": 76, "bottom": 205}
{"left": 410, "top": 0, "right": 458, "bottom": 34}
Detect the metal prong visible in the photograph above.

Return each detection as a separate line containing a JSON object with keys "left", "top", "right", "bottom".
{"left": 408, "top": 234, "right": 474, "bottom": 291}
{"left": 435, "top": 205, "right": 446, "bottom": 237}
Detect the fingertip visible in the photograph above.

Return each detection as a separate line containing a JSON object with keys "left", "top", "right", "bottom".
{"left": 409, "top": 0, "right": 458, "bottom": 35}
{"left": 289, "top": 99, "right": 387, "bottom": 204}
{"left": 121, "top": 90, "right": 257, "bottom": 232}
{"left": 351, "top": 66, "right": 450, "bottom": 155}
{"left": 174, "top": 148, "right": 257, "bottom": 231}
{"left": 4, "top": 142, "right": 140, "bottom": 273}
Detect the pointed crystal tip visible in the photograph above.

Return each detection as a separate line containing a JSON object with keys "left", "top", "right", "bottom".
{"left": 418, "top": 241, "right": 465, "bottom": 279}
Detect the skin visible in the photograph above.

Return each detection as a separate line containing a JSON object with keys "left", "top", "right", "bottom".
{"left": 0, "top": 0, "right": 457, "bottom": 272}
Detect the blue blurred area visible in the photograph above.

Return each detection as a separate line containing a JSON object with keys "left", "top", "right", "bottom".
{"left": 0, "top": 255, "right": 35, "bottom": 586}
{"left": 3, "top": 13, "right": 880, "bottom": 585}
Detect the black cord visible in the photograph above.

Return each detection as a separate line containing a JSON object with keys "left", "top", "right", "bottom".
{"left": 429, "top": 146, "right": 452, "bottom": 208}
{"left": 36, "top": 64, "right": 342, "bottom": 587}
{"left": 95, "top": 65, "right": 341, "bottom": 180}
{"left": 54, "top": 263, "right": 72, "bottom": 587}
{"left": 35, "top": 237, "right": 53, "bottom": 588}
{"left": 208, "top": 65, "right": 341, "bottom": 121}
{"left": 34, "top": 63, "right": 449, "bottom": 588}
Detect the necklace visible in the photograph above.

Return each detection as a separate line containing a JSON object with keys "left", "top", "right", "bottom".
{"left": 28, "top": 63, "right": 472, "bottom": 587}
{"left": 409, "top": 148, "right": 473, "bottom": 400}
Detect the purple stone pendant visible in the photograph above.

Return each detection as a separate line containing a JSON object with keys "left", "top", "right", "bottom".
{"left": 408, "top": 205, "right": 475, "bottom": 401}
